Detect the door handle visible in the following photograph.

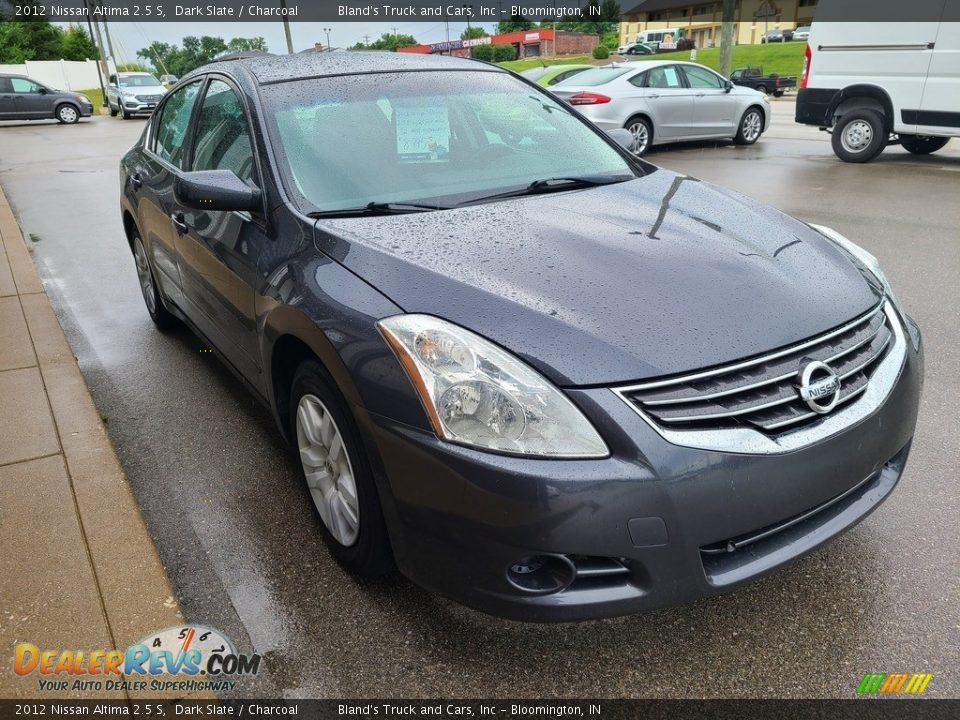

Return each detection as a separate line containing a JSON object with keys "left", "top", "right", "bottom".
{"left": 648, "top": 93, "right": 660, "bottom": 99}
{"left": 171, "top": 212, "right": 188, "bottom": 234}
{"left": 130, "top": 173, "right": 142, "bottom": 189}
{"left": 696, "top": 92, "right": 706, "bottom": 97}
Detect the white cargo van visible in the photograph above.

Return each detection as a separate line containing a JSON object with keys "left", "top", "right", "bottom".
{"left": 795, "top": 20, "right": 960, "bottom": 162}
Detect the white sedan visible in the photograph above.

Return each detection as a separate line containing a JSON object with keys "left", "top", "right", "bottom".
{"left": 551, "top": 60, "right": 770, "bottom": 156}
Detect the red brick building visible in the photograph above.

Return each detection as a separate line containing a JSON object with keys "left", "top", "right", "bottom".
{"left": 398, "top": 29, "right": 599, "bottom": 60}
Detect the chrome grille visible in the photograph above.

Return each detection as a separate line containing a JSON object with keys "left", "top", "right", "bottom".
{"left": 622, "top": 302, "right": 892, "bottom": 434}
{"left": 135, "top": 94, "right": 163, "bottom": 103}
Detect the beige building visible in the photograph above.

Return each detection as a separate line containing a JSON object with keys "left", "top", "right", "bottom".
{"left": 620, "top": 0, "right": 818, "bottom": 48}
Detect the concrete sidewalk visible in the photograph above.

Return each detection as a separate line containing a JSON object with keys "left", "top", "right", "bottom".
{"left": 0, "top": 186, "right": 186, "bottom": 699}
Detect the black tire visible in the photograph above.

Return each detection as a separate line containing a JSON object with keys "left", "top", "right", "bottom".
{"left": 899, "top": 134, "right": 949, "bottom": 155}
{"left": 773, "top": 90, "right": 784, "bottom": 98}
{"left": 55, "top": 103, "right": 80, "bottom": 124}
{"left": 734, "top": 106, "right": 764, "bottom": 145}
{"left": 831, "top": 109, "right": 887, "bottom": 163}
{"left": 131, "top": 233, "right": 177, "bottom": 329}
{"left": 289, "top": 360, "right": 394, "bottom": 579}
{"left": 755, "top": 84, "right": 768, "bottom": 95}
{"left": 624, "top": 115, "right": 652, "bottom": 157}
{"left": 109, "top": 103, "right": 118, "bottom": 117}
{"left": 120, "top": 105, "right": 130, "bottom": 120}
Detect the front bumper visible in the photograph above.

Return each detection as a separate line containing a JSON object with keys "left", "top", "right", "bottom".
{"left": 121, "top": 98, "right": 161, "bottom": 114}
{"left": 360, "top": 315, "right": 922, "bottom": 622}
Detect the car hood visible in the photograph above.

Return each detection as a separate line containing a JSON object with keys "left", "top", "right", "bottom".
{"left": 314, "top": 169, "right": 882, "bottom": 387}
{"left": 121, "top": 85, "right": 165, "bottom": 93}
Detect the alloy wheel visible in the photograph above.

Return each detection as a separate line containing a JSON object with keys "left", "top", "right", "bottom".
{"left": 841, "top": 120, "right": 873, "bottom": 153}
{"left": 627, "top": 121, "right": 649, "bottom": 155}
{"left": 296, "top": 394, "right": 360, "bottom": 547}
{"left": 133, "top": 237, "right": 156, "bottom": 315}
{"left": 742, "top": 111, "right": 762, "bottom": 142}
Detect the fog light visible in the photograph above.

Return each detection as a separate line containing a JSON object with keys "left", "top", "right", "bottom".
{"left": 506, "top": 554, "right": 575, "bottom": 595}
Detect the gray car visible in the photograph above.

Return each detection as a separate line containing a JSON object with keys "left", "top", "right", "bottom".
{"left": 120, "top": 51, "right": 921, "bottom": 622}
{"left": 551, "top": 61, "right": 770, "bottom": 156}
{"left": 0, "top": 74, "right": 93, "bottom": 124}
{"left": 106, "top": 71, "right": 167, "bottom": 119}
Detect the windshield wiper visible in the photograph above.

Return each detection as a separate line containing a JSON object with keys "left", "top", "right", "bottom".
{"left": 308, "top": 201, "right": 449, "bottom": 219}
{"left": 456, "top": 175, "right": 634, "bottom": 208}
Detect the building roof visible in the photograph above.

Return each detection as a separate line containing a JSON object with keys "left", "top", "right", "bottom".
{"left": 622, "top": 0, "right": 708, "bottom": 13}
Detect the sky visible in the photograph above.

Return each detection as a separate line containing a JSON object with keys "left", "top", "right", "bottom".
{"left": 81, "top": 21, "right": 502, "bottom": 63}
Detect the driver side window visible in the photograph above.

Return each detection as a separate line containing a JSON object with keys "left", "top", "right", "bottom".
{"left": 153, "top": 81, "right": 202, "bottom": 169}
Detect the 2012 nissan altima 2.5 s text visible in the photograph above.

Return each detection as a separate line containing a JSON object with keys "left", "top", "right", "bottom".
{"left": 119, "top": 52, "right": 922, "bottom": 621}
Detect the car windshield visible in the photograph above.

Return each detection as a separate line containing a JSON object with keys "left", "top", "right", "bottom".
{"left": 262, "top": 70, "right": 638, "bottom": 213}
{"left": 554, "top": 67, "right": 631, "bottom": 87}
{"left": 120, "top": 75, "right": 161, "bottom": 87}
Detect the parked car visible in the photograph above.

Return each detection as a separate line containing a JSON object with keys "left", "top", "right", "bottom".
{"left": 624, "top": 42, "right": 655, "bottom": 55}
{"left": 0, "top": 74, "right": 93, "bottom": 123}
{"left": 730, "top": 66, "right": 797, "bottom": 96}
{"left": 792, "top": 26, "right": 811, "bottom": 41}
{"left": 106, "top": 72, "right": 167, "bottom": 118}
{"left": 760, "top": 29, "right": 785, "bottom": 43}
{"left": 551, "top": 61, "right": 770, "bottom": 156}
{"left": 520, "top": 64, "right": 593, "bottom": 88}
{"left": 797, "top": 19, "right": 959, "bottom": 162}
{"left": 121, "top": 51, "right": 921, "bottom": 622}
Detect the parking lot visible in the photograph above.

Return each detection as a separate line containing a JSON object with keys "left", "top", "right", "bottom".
{"left": 1, "top": 100, "right": 958, "bottom": 698}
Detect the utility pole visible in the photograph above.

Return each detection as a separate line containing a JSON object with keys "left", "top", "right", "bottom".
{"left": 363, "top": 35, "right": 371, "bottom": 46}
{"left": 719, "top": 0, "right": 737, "bottom": 78}
{"left": 323, "top": 28, "right": 332, "bottom": 51}
{"left": 445, "top": 21, "right": 450, "bottom": 42}
{"left": 82, "top": 0, "right": 107, "bottom": 108}
{"left": 280, "top": 0, "right": 294, "bottom": 54}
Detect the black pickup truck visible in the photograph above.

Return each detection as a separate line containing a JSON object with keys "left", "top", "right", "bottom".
{"left": 730, "top": 67, "right": 796, "bottom": 97}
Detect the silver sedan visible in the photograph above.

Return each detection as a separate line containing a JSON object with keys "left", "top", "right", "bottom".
{"left": 551, "top": 60, "right": 770, "bottom": 156}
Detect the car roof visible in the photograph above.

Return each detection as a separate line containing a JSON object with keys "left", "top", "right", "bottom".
{"left": 118, "top": 71, "right": 155, "bottom": 76}
{"left": 193, "top": 50, "right": 505, "bottom": 85}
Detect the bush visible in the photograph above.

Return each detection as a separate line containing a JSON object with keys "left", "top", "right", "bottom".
{"left": 676, "top": 38, "right": 696, "bottom": 51}
{"left": 592, "top": 45, "right": 610, "bottom": 60}
{"left": 474, "top": 44, "right": 517, "bottom": 62}
{"left": 471, "top": 44, "right": 495, "bottom": 61}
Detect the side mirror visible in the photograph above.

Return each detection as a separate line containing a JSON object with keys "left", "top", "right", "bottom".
{"left": 724, "top": 80, "right": 734, "bottom": 93}
{"left": 174, "top": 170, "right": 261, "bottom": 212}
{"left": 38, "top": 87, "right": 48, "bottom": 95}
{"left": 606, "top": 128, "right": 635, "bottom": 153}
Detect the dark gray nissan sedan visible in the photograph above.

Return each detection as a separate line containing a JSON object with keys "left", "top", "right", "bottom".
{"left": 119, "top": 51, "right": 922, "bottom": 621}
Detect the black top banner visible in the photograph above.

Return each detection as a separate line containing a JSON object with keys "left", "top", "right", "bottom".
{"left": 1, "top": 0, "right": 958, "bottom": 23}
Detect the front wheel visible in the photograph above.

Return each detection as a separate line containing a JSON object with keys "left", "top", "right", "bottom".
{"left": 899, "top": 134, "right": 949, "bottom": 155}
{"left": 734, "top": 107, "right": 764, "bottom": 145}
{"left": 56, "top": 104, "right": 79, "bottom": 124}
{"left": 120, "top": 105, "right": 130, "bottom": 120}
{"left": 290, "top": 360, "right": 394, "bottom": 579}
{"left": 109, "top": 103, "right": 118, "bottom": 117}
{"left": 831, "top": 109, "right": 886, "bottom": 163}
{"left": 624, "top": 115, "right": 652, "bottom": 156}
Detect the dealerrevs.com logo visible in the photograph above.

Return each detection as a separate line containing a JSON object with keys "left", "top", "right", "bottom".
{"left": 13, "top": 625, "right": 261, "bottom": 693}
{"left": 856, "top": 672, "right": 934, "bottom": 696}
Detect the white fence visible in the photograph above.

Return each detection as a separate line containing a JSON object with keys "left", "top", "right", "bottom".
{"left": 0, "top": 59, "right": 111, "bottom": 91}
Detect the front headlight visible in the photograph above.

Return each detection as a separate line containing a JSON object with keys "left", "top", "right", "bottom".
{"left": 811, "top": 224, "right": 907, "bottom": 319}
{"left": 378, "top": 315, "right": 608, "bottom": 458}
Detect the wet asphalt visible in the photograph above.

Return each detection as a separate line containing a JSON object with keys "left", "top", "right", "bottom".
{"left": 0, "top": 101, "right": 957, "bottom": 698}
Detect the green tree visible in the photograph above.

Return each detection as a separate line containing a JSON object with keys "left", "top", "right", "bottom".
{"left": 497, "top": 15, "right": 535, "bottom": 33}
{"left": 59, "top": 26, "right": 98, "bottom": 61}
{"left": 360, "top": 32, "right": 418, "bottom": 52}
{"left": 0, "top": 13, "right": 66, "bottom": 63}
{"left": 460, "top": 26, "right": 488, "bottom": 41}
{"left": 226, "top": 37, "right": 268, "bottom": 53}
{"left": 137, "top": 42, "right": 178, "bottom": 75}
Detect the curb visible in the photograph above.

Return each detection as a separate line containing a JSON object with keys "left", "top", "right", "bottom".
{"left": 0, "top": 187, "right": 198, "bottom": 700}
